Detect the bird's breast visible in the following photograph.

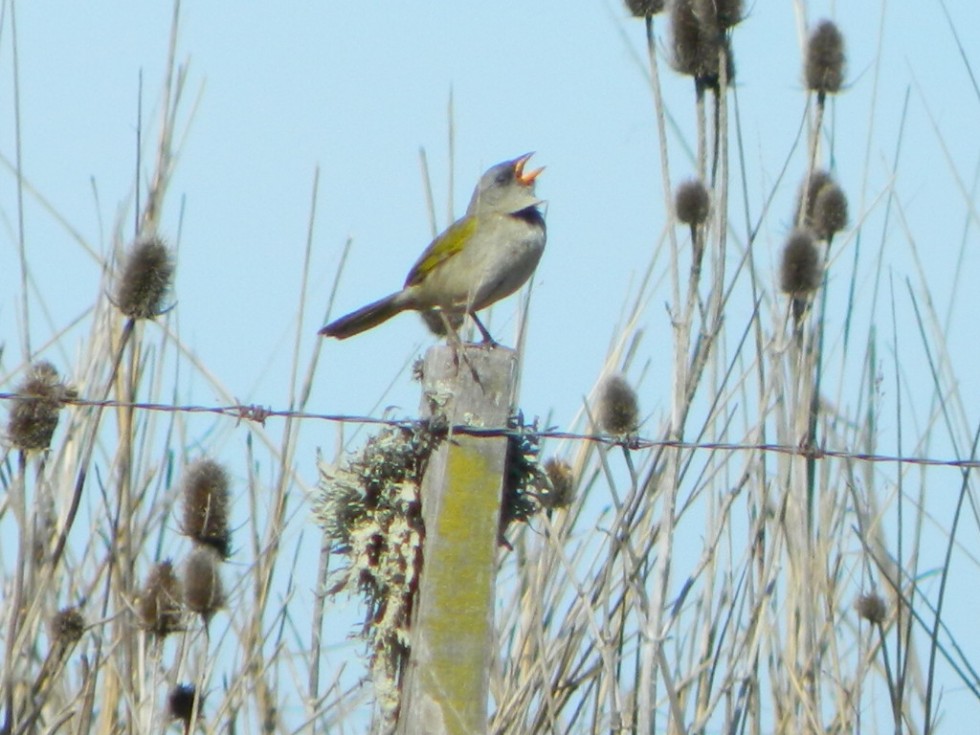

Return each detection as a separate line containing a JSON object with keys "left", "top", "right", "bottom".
{"left": 409, "top": 207, "right": 546, "bottom": 312}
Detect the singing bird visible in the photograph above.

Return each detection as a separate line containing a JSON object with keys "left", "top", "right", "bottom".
{"left": 319, "top": 153, "right": 546, "bottom": 344}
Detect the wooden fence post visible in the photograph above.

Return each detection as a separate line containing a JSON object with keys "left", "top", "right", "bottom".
{"left": 395, "top": 344, "right": 517, "bottom": 735}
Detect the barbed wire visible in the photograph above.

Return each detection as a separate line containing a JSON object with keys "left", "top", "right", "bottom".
{"left": 1, "top": 390, "right": 978, "bottom": 470}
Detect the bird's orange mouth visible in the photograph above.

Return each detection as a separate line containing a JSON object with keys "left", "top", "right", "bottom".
{"left": 515, "top": 153, "right": 544, "bottom": 186}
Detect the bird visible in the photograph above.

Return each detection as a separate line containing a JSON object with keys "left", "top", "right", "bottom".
{"left": 319, "top": 153, "right": 546, "bottom": 345}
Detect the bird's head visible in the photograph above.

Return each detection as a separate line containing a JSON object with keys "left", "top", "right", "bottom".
{"left": 467, "top": 152, "right": 544, "bottom": 216}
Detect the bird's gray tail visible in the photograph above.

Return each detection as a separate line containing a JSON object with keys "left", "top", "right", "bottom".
{"left": 318, "top": 292, "right": 407, "bottom": 339}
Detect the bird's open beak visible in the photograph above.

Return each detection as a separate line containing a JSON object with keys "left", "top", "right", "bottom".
{"left": 515, "top": 152, "right": 544, "bottom": 186}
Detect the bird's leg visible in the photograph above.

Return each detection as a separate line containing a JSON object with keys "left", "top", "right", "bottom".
{"left": 470, "top": 313, "right": 499, "bottom": 348}
{"left": 437, "top": 311, "right": 464, "bottom": 368}
{"left": 438, "top": 310, "right": 486, "bottom": 386}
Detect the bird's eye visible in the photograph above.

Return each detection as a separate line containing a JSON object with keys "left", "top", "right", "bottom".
{"left": 494, "top": 169, "right": 512, "bottom": 185}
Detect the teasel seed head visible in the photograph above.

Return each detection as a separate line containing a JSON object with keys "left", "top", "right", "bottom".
{"left": 181, "top": 459, "right": 232, "bottom": 559}
{"left": 50, "top": 607, "right": 85, "bottom": 646}
{"left": 813, "top": 183, "right": 849, "bottom": 240}
{"left": 115, "top": 236, "right": 174, "bottom": 319}
{"left": 796, "top": 171, "right": 848, "bottom": 240}
{"left": 675, "top": 179, "right": 711, "bottom": 226}
{"left": 184, "top": 546, "right": 225, "bottom": 623}
{"left": 714, "top": 0, "right": 743, "bottom": 30}
{"left": 137, "top": 560, "right": 183, "bottom": 638}
{"left": 625, "top": 0, "right": 665, "bottom": 17}
{"left": 780, "top": 230, "right": 822, "bottom": 295}
{"left": 168, "top": 683, "right": 201, "bottom": 729}
{"left": 541, "top": 457, "right": 575, "bottom": 510}
{"left": 6, "top": 361, "right": 74, "bottom": 451}
{"left": 795, "top": 170, "right": 834, "bottom": 229}
{"left": 855, "top": 592, "right": 887, "bottom": 625}
{"left": 670, "top": 0, "right": 735, "bottom": 89}
{"left": 598, "top": 375, "right": 640, "bottom": 436}
{"left": 670, "top": 0, "right": 713, "bottom": 80}
{"left": 805, "top": 20, "right": 845, "bottom": 96}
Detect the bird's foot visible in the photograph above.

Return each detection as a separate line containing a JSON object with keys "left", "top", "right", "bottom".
{"left": 471, "top": 314, "right": 500, "bottom": 348}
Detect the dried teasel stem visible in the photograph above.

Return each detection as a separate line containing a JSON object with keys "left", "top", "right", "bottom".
{"left": 16, "top": 607, "right": 87, "bottom": 733}
{"left": 3, "top": 363, "right": 76, "bottom": 700}
{"left": 50, "top": 236, "right": 176, "bottom": 573}
{"left": 803, "top": 21, "right": 846, "bottom": 188}
{"left": 675, "top": 178, "right": 711, "bottom": 272}
{"left": 671, "top": 0, "right": 713, "bottom": 176}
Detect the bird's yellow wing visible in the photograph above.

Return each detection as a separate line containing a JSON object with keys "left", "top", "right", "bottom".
{"left": 404, "top": 215, "right": 480, "bottom": 288}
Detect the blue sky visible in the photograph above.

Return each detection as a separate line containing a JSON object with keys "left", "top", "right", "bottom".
{"left": 6, "top": 2, "right": 977, "bottom": 421}
{"left": 3, "top": 0, "right": 979, "bottom": 728}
